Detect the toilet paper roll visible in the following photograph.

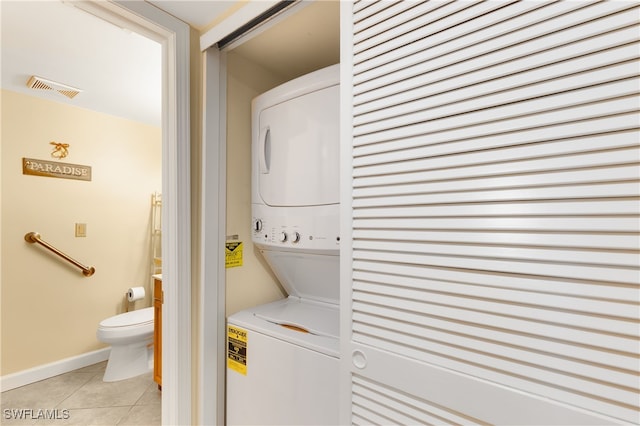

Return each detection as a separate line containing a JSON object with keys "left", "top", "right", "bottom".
{"left": 127, "top": 286, "right": 145, "bottom": 302}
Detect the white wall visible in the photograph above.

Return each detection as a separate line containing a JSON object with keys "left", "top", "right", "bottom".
{"left": 1, "top": 89, "right": 161, "bottom": 375}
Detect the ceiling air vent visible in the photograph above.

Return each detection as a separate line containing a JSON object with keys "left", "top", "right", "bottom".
{"left": 26, "top": 76, "right": 82, "bottom": 99}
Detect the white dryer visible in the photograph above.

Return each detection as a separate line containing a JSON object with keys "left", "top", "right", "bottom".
{"left": 226, "top": 64, "right": 340, "bottom": 426}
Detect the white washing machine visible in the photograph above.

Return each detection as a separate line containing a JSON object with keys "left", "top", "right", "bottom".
{"left": 226, "top": 64, "right": 340, "bottom": 426}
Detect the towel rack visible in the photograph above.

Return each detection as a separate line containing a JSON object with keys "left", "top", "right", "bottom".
{"left": 24, "top": 232, "right": 95, "bottom": 277}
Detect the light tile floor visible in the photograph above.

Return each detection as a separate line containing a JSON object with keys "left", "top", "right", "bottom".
{"left": 1, "top": 362, "right": 160, "bottom": 425}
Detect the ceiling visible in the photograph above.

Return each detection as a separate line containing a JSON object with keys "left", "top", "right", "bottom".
{"left": 232, "top": 1, "right": 339, "bottom": 80}
{"left": 1, "top": 1, "right": 164, "bottom": 127}
{"left": 146, "top": 1, "right": 235, "bottom": 31}
{"left": 0, "top": 1, "right": 338, "bottom": 128}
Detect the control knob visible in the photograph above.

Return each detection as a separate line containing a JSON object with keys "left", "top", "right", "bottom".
{"left": 279, "top": 232, "right": 288, "bottom": 243}
{"left": 292, "top": 232, "right": 301, "bottom": 243}
{"left": 253, "top": 219, "right": 262, "bottom": 232}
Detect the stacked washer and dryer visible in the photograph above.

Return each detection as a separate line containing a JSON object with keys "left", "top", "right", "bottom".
{"left": 226, "top": 64, "right": 340, "bottom": 425}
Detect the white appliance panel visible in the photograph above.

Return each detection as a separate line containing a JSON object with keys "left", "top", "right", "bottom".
{"left": 226, "top": 329, "right": 339, "bottom": 426}
{"left": 257, "top": 84, "right": 339, "bottom": 207}
{"left": 259, "top": 250, "right": 339, "bottom": 305}
{"left": 252, "top": 203, "right": 340, "bottom": 252}
{"left": 229, "top": 297, "right": 339, "bottom": 356}
{"left": 227, "top": 299, "right": 339, "bottom": 426}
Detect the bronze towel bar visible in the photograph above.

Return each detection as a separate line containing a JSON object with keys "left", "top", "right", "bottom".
{"left": 24, "top": 231, "right": 95, "bottom": 277}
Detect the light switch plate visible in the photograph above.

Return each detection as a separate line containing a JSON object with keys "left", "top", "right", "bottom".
{"left": 75, "top": 223, "right": 86, "bottom": 237}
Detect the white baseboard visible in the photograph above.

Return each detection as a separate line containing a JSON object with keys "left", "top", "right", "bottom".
{"left": 0, "top": 348, "right": 110, "bottom": 392}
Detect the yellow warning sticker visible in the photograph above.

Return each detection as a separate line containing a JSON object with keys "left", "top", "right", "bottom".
{"left": 225, "top": 242, "right": 243, "bottom": 268}
{"left": 227, "top": 325, "right": 247, "bottom": 375}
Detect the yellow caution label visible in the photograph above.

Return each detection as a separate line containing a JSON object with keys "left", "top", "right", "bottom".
{"left": 225, "top": 242, "right": 243, "bottom": 268}
{"left": 227, "top": 325, "right": 247, "bottom": 375}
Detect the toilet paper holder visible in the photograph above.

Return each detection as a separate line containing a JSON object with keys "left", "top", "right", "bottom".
{"left": 126, "top": 286, "right": 145, "bottom": 302}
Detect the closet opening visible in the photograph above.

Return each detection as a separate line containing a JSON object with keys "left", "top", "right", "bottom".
{"left": 222, "top": 1, "right": 340, "bottom": 424}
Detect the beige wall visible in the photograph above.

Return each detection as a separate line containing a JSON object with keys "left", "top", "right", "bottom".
{"left": 1, "top": 89, "right": 161, "bottom": 375}
{"left": 224, "top": 51, "right": 289, "bottom": 316}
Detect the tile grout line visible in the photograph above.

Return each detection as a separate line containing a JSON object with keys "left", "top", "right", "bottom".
{"left": 1, "top": 362, "right": 159, "bottom": 425}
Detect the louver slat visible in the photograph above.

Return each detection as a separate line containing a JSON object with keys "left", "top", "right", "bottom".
{"left": 347, "top": 0, "right": 640, "bottom": 424}
{"left": 352, "top": 376, "right": 486, "bottom": 425}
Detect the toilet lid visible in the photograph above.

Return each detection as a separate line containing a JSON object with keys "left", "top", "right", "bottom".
{"left": 100, "top": 307, "right": 153, "bottom": 328}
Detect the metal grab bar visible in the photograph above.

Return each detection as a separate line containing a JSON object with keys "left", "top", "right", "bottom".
{"left": 24, "top": 232, "right": 95, "bottom": 277}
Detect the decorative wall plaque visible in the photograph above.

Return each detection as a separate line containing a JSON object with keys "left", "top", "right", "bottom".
{"left": 50, "top": 141, "right": 70, "bottom": 159}
{"left": 23, "top": 158, "right": 91, "bottom": 181}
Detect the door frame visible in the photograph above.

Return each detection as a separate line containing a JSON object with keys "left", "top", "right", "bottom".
{"left": 198, "top": 2, "right": 301, "bottom": 424}
{"left": 71, "top": 2, "right": 192, "bottom": 424}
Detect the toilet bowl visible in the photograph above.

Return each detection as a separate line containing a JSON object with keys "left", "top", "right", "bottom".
{"left": 96, "top": 307, "right": 154, "bottom": 382}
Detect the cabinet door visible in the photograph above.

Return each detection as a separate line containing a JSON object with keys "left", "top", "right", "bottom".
{"left": 340, "top": 1, "right": 640, "bottom": 424}
{"left": 153, "top": 279, "right": 162, "bottom": 387}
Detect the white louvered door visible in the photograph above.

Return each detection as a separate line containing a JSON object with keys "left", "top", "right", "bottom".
{"left": 339, "top": 1, "right": 640, "bottom": 424}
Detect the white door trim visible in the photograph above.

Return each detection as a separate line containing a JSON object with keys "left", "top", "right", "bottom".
{"left": 72, "top": 2, "right": 192, "bottom": 424}
{"left": 199, "top": 47, "right": 227, "bottom": 426}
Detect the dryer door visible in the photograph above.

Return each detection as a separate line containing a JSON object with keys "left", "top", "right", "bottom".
{"left": 256, "top": 85, "right": 339, "bottom": 207}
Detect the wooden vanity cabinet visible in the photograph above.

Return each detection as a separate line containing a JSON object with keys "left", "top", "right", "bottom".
{"left": 153, "top": 277, "right": 163, "bottom": 388}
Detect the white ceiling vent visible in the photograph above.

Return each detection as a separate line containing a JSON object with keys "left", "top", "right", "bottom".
{"left": 26, "top": 75, "right": 82, "bottom": 99}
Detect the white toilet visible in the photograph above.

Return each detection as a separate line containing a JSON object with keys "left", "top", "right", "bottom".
{"left": 96, "top": 307, "right": 154, "bottom": 382}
